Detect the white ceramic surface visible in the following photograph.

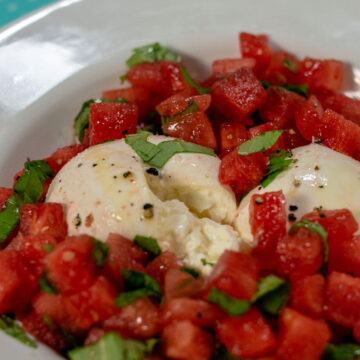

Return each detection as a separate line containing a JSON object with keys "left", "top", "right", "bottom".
{"left": 1, "top": 0, "right": 360, "bottom": 358}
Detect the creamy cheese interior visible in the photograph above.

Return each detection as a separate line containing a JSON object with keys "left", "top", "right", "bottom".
{"left": 46, "top": 136, "right": 244, "bottom": 274}
{"left": 234, "top": 143, "right": 360, "bottom": 244}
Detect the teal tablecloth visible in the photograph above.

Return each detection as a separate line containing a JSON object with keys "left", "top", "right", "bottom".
{"left": 0, "top": 0, "right": 58, "bottom": 28}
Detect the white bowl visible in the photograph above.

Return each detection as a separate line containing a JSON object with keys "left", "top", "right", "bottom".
{"left": 0, "top": 0, "right": 360, "bottom": 358}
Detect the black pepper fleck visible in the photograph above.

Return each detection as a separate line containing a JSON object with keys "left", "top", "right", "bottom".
{"left": 77, "top": 163, "right": 83, "bottom": 168}
{"left": 288, "top": 213, "right": 297, "bottom": 222}
{"left": 73, "top": 214, "right": 82, "bottom": 229}
{"left": 123, "top": 171, "right": 132, "bottom": 178}
{"left": 320, "top": 213, "right": 326, "bottom": 218}
{"left": 113, "top": 175, "right": 117, "bottom": 179}
{"left": 289, "top": 205, "right": 298, "bottom": 211}
{"left": 146, "top": 167, "right": 159, "bottom": 176}
{"left": 314, "top": 165, "right": 320, "bottom": 171}
{"left": 258, "top": 186, "right": 262, "bottom": 190}
{"left": 92, "top": 163, "right": 98, "bottom": 167}
{"left": 122, "top": 130, "right": 129, "bottom": 135}
{"left": 111, "top": 163, "right": 115, "bottom": 167}
{"left": 143, "top": 203, "right": 153, "bottom": 210}
{"left": 197, "top": 312, "right": 203, "bottom": 319}
{"left": 293, "top": 179, "right": 301, "bottom": 187}
{"left": 319, "top": 185, "right": 324, "bottom": 189}
{"left": 143, "top": 203, "right": 154, "bottom": 219}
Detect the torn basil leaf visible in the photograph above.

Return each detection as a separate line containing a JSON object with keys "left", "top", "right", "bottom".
{"left": 39, "top": 273, "right": 58, "bottom": 295}
{"left": 134, "top": 235, "right": 162, "bottom": 259}
{"left": 0, "top": 315, "right": 37, "bottom": 348}
{"left": 322, "top": 343, "right": 360, "bottom": 360}
{"left": 161, "top": 100, "right": 199, "bottom": 125}
{"left": 261, "top": 149, "right": 293, "bottom": 188}
{"left": 290, "top": 219, "right": 329, "bottom": 262}
{"left": 237, "top": 130, "right": 283, "bottom": 155}
{"left": 201, "top": 258, "right": 214, "bottom": 267}
{"left": 126, "top": 42, "right": 181, "bottom": 68}
{"left": 68, "top": 332, "right": 156, "bottom": 360}
{"left": 181, "top": 266, "right": 200, "bottom": 279}
{"left": 252, "top": 275, "right": 290, "bottom": 315}
{"left": 125, "top": 132, "right": 215, "bottom": 168}
{"left": 0, "top": 160, "right": 53, "bottom": 242}
{"left": 261, "top": 81, "right": 309, "bottom": 97}
{"left": 283, "top": 57, "right": 298, "bottom": 73}
{"left": 91, "top": 238, "right": 110, "bottom": 267}
{"left": 179, "top": 65, "right": 210, "bottom": 95}
{"left": 115, "top": 270, "right": 162, "bottom": 307}
{"left": 208, "top": 287, "right": 250, "bottom": 316}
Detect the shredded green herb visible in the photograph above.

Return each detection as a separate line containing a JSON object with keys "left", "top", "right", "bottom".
{"left": 134, "top": 235, "right": 162, "bottom": 259}
{"left": 237, "top": 130, "right": 283, "bottom": 155}
{"left": 91, "top": 238, "right": 110, "bottom": 268}
{"left": 179, "top": 65, "right": 210, "bottom": 95}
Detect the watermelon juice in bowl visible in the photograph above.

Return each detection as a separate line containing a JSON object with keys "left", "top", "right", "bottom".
{"left": 1, "top": 32, "right": 360, "bottom": 360}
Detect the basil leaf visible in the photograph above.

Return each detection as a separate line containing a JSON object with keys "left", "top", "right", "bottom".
{"left": 126, "top": 42, "right": 181, "bottom": 68}
{"left": 201, "top": 258, "right": 214, "bottom": 267}
{"left": 208, "top": 287, "right": 250, "bottom": 316}
{"left": 134, "top": 235, "right": 162, "bottom": 259}
{"left": 261, "top": 149, "right": 293, "bottom": 188}
{"left": 179, "top": 65, "right": 210, "bottom": 95}
{"left": 252, "top": 275, "right": 290, "bottom": 315}
{"left": 39, "top": 273, "right": 58, "bottom": 295}
{"left": 290, "top": 219, "right": 329, "bottom": 262}
{"left": 237, "top": 130, "right": 283, "bottom": 155}
{"left": 322, "top": 343, "right": 360, "bottom": 360}
{"left": 125, "top": 132, "right": 215, "bottom": 168}
{"left": 261, "top": 81, "right": 271, "bottom": 89}
{"left": 0, "top": 160, "right": 53, "bottom": 242}
{"left": 261, "top": 81, "right": 309, "bottom": 97}
{"left": 74, "top": 98, "right": 129, "bottom": 142}
{"left": 115, "top": 270, "right": 162, "bottom": 307}
{"left": 143, "top": 123, "right": 163, "bottom": 135}
{"left": 68, "top": 332, "right": 155, "bottom": 360}
{"left": 91, "top": 238, "right": 110, "bottom": 268}
{"left": 0, "top": 315, "right": 37, "bottom": 348}
{"left": 161, "top": 100, "right": 199, "bottom": 125}
{"left": 181, "top": 266, "right": 200, "bottom": 279}
{"left": 43, "top": 243, "right": 54, "bottom": 253}
{"left": 283, "top": 57, "right": 298, "bottom": 73}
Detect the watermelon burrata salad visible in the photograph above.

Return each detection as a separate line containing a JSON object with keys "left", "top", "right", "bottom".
{"left": 0, "top": 32, "right": 360, "bottom": 360}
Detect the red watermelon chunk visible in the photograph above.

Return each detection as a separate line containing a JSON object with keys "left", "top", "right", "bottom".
{"left": 249, "top": 191, "right": 287, "bottom": 270}
{"left": 63, "top": 276, "right": 117, "bottom": 332}
{"left": 103, "top": 297, "right": 160, "bottom": 339}
{"left": 162, "top": 111, "right": 217, "bottom": 150}
{"left": 325, "top": 271, "right": 360, "bottom": 327}
{"left": 211, "top": 67, "right": 267, "bottom": 121}
{"left": 45, "top": 235, "right": 96, "bottom": 295}
{"left": 205, "top": 250, "right": 259, "bottom": 300}
{"left": 19, "top": 203, "right": 67, "bottom": 241}
{"left": 45, "top": 144, "right": 87, "bottom": 174}
{"left": 161, "top": 297, "right": 224, "bottom": 328}
{"left": 299, "top": 57, "right": 344, "bottom": 92}
{"left": 162, "top": 320, "right": 212, "bottom": 360}
{"left": 277, "top": 307, "right": 331, "bottom": 360}
{"left": 290, "top": 273, "right": 325, "bottom": 318}
{"left": 212, "top": 58, "right": 256, "bottom": 75}
{"left": 0, "top": 187, "right": 12, "bottom": 209}
{"left": 219, "top": 122, "right": 248, "bottom": 154}
{"left": 88, "top": 102, "right": 138, "bottom": 145}
{"left": 219, "top": 149, "right": 267, "bottom": 199}
{"left": 217, "top": 308, "right": 276, "bottom": 358}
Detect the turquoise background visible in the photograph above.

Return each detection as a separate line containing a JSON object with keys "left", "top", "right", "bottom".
{"left": 0, "top": 0, "right": 58, "bottom": 28}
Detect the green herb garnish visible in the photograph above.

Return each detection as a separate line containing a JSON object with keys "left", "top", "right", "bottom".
{"left": 125, "top": 132, "right": 215, "bottom": 168}
{"left": 68, "top": 332, "right": 156, "bottom": 360}
{"left": 43, "top": 243, "right": 54, "bottom": 253}
{"left": 161, "top": 100, "right": 199, "bottom": 125}
{"left": 0, "top": 315, "right": 37, "bottom": 348}
{"left": 126, "top": 42, "right": 181, "bottom": 68}
{"left": 261, "top": 81, "right": 309, "bottom": 97}
{"left": 237, "top": 130, "right": 283, "bottom": 155}
{"left": 322, "top": 343, "right": 360, "bottom": 360}
{"left": 179, "top": 65, "right": 210, "bottom": 95}
{"left": 0, "top": 160, "right": 53, "bottom": 242}
{"left": 39, "top": 273, "right": 58, "bottom": 295}
{"left": 201, "top": 258, "right": 215, "bottom": 267}
{"left": 114, "top": 270, "right": 162, "bottom": 307}
{"left": 290, "top": 219, "right": 329, "bottom": 262}
{"left": 181, "top": 266, "right": 200, "bottom": 279}
{"left": 134, "top": 235, "right": 162, "bottom": 259}
{"left": 283, "top": 57, "right": 298, "bottom": 73}
{"left": 261, "top": 149, "right": 293, "bottom": 188}
{"left": 91, "top": 238, "right": 110, "bottom": 268}
{"left": 208, "top": 287, "right": 251, "bottom": 316}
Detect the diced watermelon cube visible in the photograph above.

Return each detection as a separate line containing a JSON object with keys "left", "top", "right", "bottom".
{"left": 249, "top": 191, "right": 287, "bottom": 270}
{"left": 63, "top": 276, "right": 117, "bottom": 331}
{"left": 205, "top": 250, "right": 259, "bottom": 300}
{"left": 239, "top": 32, "right": 272, "bottom": 69}
{"left": 353, "top": 320, "right": 360, "bottom": 343}
{"left": 126, "top": 62, "right": 164, "bottom": 93}
{"left": 103, "top": 297, "right": 160, "bottom": 339}
{"left": 219, "top": 149, "right": 267, "bottom": 199}
{"left": 277, "top": 307, "right": 331, "bottom": 360}
{"left": 281, "top": 127, "right": 310, "bottom": 150}
{"left": 325, "top": 271, "right": 360, "bottom": 327}
{"left": 45, "top": 144, "right": 87, "bottom": 174}
{"left": 161, "top": 61, "right": 190, "bottom": 95}
{"left": 211, "top": 67, "right": 267, "bottom": 121}
{"left": 0, "top": 187, "right": 12, "bottom": 209}
{"left": 88, "top": 102, "right": 138, "bottom": 145}
{"left": 217, "top": 308, "right": 276, "bottom": 358}
{"left": 290, "top": 273, "right": 325, "bottom": 318}
{"left": 162, "top": 320, "right": 212, "bottom": 360}
{"left": 161, "top": 297, "right": 224, "bottom": 328}
{"left": 19, "top": 203, "right": 67, "bottom": 241}
{"left": 104, "top": 233, "right": 147, "bottom": 288}
{"left": 45, "top": 235, "right": 96, "bottom": 295}
{"left": 276, "top": 228, "right": 323, "bottom": 279}
{"left": 219, "top": 122, "right": 248, "bottom": 154}
{"left": 299, "top": 57, "right": 344, "bottom": 92}
{"left": 212, "top": 58, "right": 256, "bottom": 75}
{"left": 162, "top": 111, "right": 217, "bottom": 150}
{"left": 101, "top": 86, "right": 151, "bottom": 118}
{"left": 146, "top": 250, "right": 182, "bottom": 290}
